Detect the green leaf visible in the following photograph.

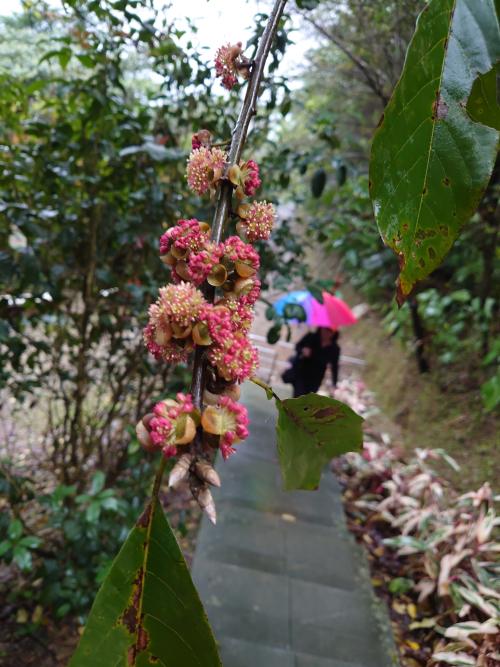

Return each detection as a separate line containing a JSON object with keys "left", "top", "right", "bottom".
{"left": 307, "top": 283, "right": 324, "bottom": 304}
{"left": 85, "top": 502, "right": 101, "bottom": 524}
{"left": 19, "top": 536, "right": 41, "bottom": 549}
{"left": 69, "top": 497, "right": 221, "bottom": 667}
{"left": 370, "top": 0, "right": 500, "bottom": 303}
{"left": 311, "top": 168, "right": 327, "bottom": 198}
{"left": 388, "top": 577, "right": 414, "bottom": 595}
{"left": 265, "top": 305, "right": 276, "bottom": 321}
{"left": 481, "top": 373, "right": 500, "bottom": 412}
{"left": 275, "top": 394, "right": 363, "bottom": 490}
{"left": 8, "top": 519, "right": 23, "bottom": 541}
{"left": 296, "top": 0, "right": 321, "bottom": 9}
{"left": 267, "top": 324, "right": 282, "bottom": 344}
{"left": 336, "top": 163, "right": 347, "bottom": 187}
{"left": 13, "top": 546, "right": 32, "bottom": 571}
{"left": 89, "top": 470, "right": 106, "bottom": 495}
{"left": 0, "top": 540, "right": 12, "bottom": 557}
{"left": 466, "top": 64, "right": 500, "bottom": 131}
{"left": 58, "top": 48, "right": 72, "bottom": 70}
{"left": 100, "top": 496, "right": 119, "bottom": 511}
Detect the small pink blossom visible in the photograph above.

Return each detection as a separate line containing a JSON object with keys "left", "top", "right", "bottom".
{"left": 240, "top": 160, "right": 261, "bottom": 196}
{"left": 235, "top": 278, "right": 261, "bottom": 307}
{"left": 149, "top": 282, "right": 206, "bottom": 329}
{"left": 217, "top": 395, "right": 249, "bottom": 459}
{"left": 186, "top": 146, "right": 227, "bottom": 196}
{"left": 200, "top": 304, "right": 233, "bottom": 345}
{"left": 191, "top": 129, "right": 212, "bottom": 150}
{"left": 159, "top": 218, "right": 208, "bottom": 257}
{"left": 241, "top": 201, "right": 275, "bottom": 241}
{"left": 223, "top": 236, "right": 260, "bottom": 271}
{"left": 215, "top": 42, "right": 248, "bottom": 90}
{"left": 144, "top": 282, "right": 206, "bottom": 363}
{"left": 143, "top": 322, "right": 192, "bottom": 364}
{"left": 185, "top": 242, "right": 224, "bottom": 285}
{"left": 222, "top": 299, "right": 254, "bottom": 332}
{"left": 208, "top": 331, "right": 259, "bottom": 382}
{"left": 148, "top": 393, "right": 196, "bottom": 456}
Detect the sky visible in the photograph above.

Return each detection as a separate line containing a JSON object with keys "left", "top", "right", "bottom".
{"left": 1, "top": 0, "right": 313, "bottom": 76}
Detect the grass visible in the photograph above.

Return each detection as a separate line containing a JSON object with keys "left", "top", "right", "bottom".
{"left": 348, "top": 311, "right": 498, "bottom": 493}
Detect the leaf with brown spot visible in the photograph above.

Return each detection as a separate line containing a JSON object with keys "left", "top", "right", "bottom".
{"left": 276, "top": 393, "right": 363, "bottom": 490}
{"left": 69, "top": 497, "right": 221, "bottom": 667}
{"left": 370, "top": 0, "right": 500, "bottom": 302}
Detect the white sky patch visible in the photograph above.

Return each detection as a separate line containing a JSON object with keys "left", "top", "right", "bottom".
{"left": 1, "top": 0, "right": 313, "bottom": 77}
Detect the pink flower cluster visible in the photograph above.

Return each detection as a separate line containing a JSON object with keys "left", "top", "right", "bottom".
{"left": 240, "top": 160, "right": 261, "bottom": 196}
{"left": 160, "top": 219, "right": 224, "bottom": 286}
{"left": 223, "top": 235, "right": 260, "bottom": 269}
{"left": 214, "top": 42, "right": 250, "bottom": 90}
{"left": 136, "top": 393, "right": 197, "bottom": 459}
{"left": 239, "top": 200, "right": 276, "bottom": 242}
{"left": 218, "top": 396, "right": 249, "bottom": 459}
{"left": 207, "top": 331, "right": 258, "bottom": 383}
{"left": 140, "top": 45, "right": 278, "bottom": 464}
{"left": 186, "top": 146, "right": 227, "bottom": 196}
{"left": 144, "top": 282, "right": 205, "bottom": 363}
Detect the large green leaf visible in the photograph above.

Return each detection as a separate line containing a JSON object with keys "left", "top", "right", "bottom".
{"left": 69, "top": 497, "right": 221, "bottom": 667}
{"left": 276, "top": 393, "right": 363, "bottom": 490}
{"left": 369, "top": 0, "right": 500, "bottom": 303}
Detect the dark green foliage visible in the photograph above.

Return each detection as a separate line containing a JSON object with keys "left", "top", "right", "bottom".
{"left": 281, "top": 0, "right": 498, "bottom": 388}
{"left": 0, "top": 438, "right": 157, "bottom": 621}
{"left": 69, "top": 493, "right": 221, "bottom": 667}
{"left": 0, "top": 2, "right": 218, "bottom": 482}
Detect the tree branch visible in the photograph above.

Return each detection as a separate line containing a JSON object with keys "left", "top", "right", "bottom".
{"left": 189, "top": 0, "right": 288, "bottom": 413}
{"left": 302, "top": 13, "right": 389, "bottom": 107}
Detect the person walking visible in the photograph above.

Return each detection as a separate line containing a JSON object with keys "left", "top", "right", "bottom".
{"left": 291, "top": 327, "right": 340, "bottom": 397}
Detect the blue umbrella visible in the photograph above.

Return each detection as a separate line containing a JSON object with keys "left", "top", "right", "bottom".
{"left": 273, "top": 290, "right": 312, "bottom": 321}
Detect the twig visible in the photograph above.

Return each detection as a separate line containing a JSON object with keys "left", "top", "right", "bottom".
{"left": 189, "top": 0, "right": 288, "bottom": 415}
{"left": 301, "top": 12, "right": 389, "bottom": 107}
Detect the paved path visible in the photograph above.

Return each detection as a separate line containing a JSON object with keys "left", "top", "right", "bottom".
{"left": 192, "top": 382, "right": 396, "bottom": 667}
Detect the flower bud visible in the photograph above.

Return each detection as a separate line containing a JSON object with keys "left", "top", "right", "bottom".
{"left": 169, "top": 453, "right": 194, "bottom": 487}
{"left": 171, "top": 322, "right": 192, "bottom": 339}
{"left": 194, "top": 460, "right": 221, "bottom": 488}
{"left": 228, "top": 164, "right": 241, "bottom": 186}
{"left": 234, "top": 277, "right": 254, "bottom": 296}
{"left": 171, "top": 245, "right": 189, "bottom": 260}
{"left": 142, "top": 412, "right": 155, "bottom": 429}
{"left": 160, "top": 251, "right": 176, "bottom": 266}
{"left": 195, "top": 485, "right": 217, "bottom": 524}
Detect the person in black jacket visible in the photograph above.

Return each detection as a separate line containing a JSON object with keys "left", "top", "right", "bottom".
{"left": 292, "top": 327, "right": 340, "bottom": 397}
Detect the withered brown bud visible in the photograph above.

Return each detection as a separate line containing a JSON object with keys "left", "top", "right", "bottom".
{"left": 194, "top": 485, "right": 217, "bottom": 524}
{"left": 168, "top": 453, "right": 194, "bottom": 487}
{"left": 194, "top": 460, "right": 221, "bottom": 488}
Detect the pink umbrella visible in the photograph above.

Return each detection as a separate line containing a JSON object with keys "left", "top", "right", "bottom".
{"left": 309, "top": 292, "right": 357, "bottom": 330}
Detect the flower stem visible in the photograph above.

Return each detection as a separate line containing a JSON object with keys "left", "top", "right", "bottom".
{"left": 152, "top": 456, "right": 167, "bottom": 499}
